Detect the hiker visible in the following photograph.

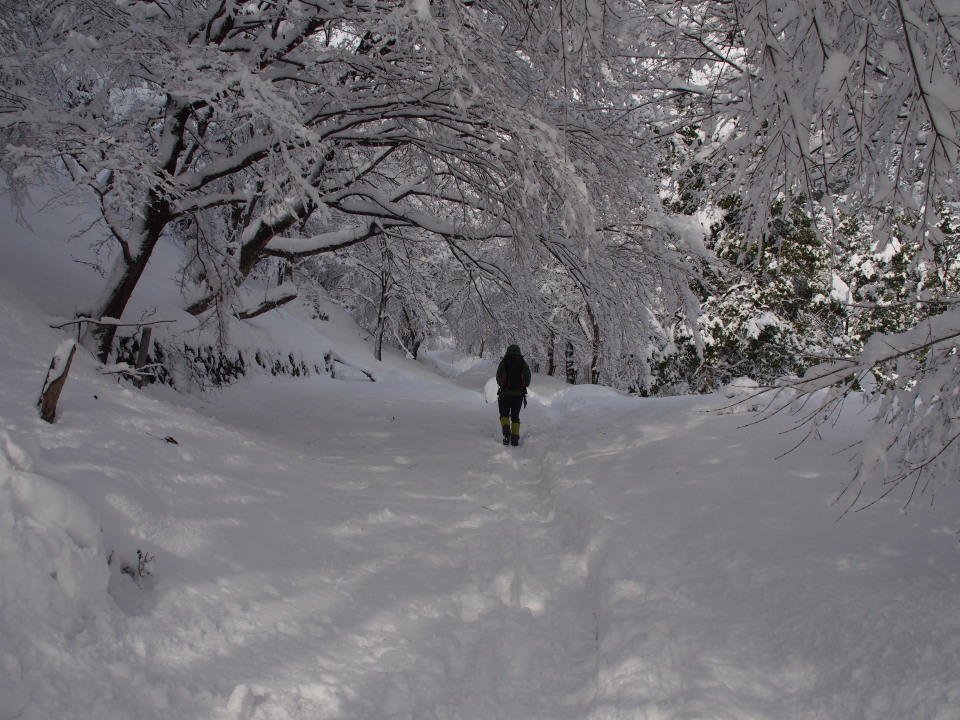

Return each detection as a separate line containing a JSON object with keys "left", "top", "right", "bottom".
{"left": 496, "top": 344, "right": 532, "bottom": 446}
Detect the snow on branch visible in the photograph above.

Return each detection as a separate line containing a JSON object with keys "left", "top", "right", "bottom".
{"left": 236, "top": 281, "right": 299, "bottom": 320}
{"left": 788, "top": 310, "right": 960, "bottom": 396}
{"left": 48, "top": 317, "right": 176, "bottom": 330}
{"left": 333, "top": 197, "right": 511, "bottom": 240}
{"left": 267, "top": 223, "right": 385, "bottom": 256}
{"left": 773, "top": 309, "right": 960, "bottom": 513}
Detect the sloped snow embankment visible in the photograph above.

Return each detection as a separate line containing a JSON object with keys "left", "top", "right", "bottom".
{"left": 533, "top": 382, "right": 960, "bottom": 720}
{"left": 0, "top": 429, "right": 107, "bottom": 720}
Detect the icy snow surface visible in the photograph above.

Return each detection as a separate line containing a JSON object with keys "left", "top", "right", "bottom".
{"left": 1, "top": 195, "right": 960, "bottom": 720}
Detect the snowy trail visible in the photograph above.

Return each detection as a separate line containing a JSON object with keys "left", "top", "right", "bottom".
{"left": 6, "top": 344, "right": 960, "bottom": 720}
{"left": 5, "top": 189, "right": 960, "bottom": 720}
{"left": 134, "top": 371, "right": 607, "bottom": 720}
{"left": 4, "top": 339, "right": 960, "bottom": 720}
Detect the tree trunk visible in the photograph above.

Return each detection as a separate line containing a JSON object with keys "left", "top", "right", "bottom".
{"left": 565, "top": 340, "right": 577, "bottom": 384}
{"left": 546, "top": 332, "right": 556, "bottom": 376}
{"left": 374, "top": 284, "right": 388, "bottom": 362}
{"left": 132, "top": 327, "right": 153, "bottom": 388}
{"left": 400, "top": 308, "right": 422, "bottom": 359}
{"left": 372, "top": 240, "right": 392, "bottom": 362}
{"left": 374, "top": 325, "right": 385, "bottom": 361}
{"left": 585, "top": 303, "right": 601, "bottom": 384}
{"left": 82, "top": 97, "right": 189, "bottom": 362}
{"left": 83, "top": 211, "right": 167, "bottom": 362}
{"left": 373, "top": 270, "right": 389, "bottom": 362}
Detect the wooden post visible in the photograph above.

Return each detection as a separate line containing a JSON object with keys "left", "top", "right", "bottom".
{"left": 133, "top": 327, "right": 153, "bottom": 388}
{"left": 38, "top": 340, "right": 77, "bottom": 423}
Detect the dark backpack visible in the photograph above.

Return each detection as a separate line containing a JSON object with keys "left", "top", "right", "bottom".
{"left": 501, "top": 354, "right": 525, "bottom": 392}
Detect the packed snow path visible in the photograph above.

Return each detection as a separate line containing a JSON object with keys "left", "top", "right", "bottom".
{"left": 4, "top": 351, "right": 959, "bottom": 720}
{"left": 177, "top": 371, "right": 610, "bottom": 720}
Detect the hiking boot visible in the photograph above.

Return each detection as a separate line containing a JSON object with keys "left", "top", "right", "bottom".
{"left": 510, "top": 434, "right": 519, "bottom": 446}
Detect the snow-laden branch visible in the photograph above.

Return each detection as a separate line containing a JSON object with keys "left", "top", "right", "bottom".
{"left": 236, "top": 281, "right": 299, "bottom": 320}
{"left": 788, "top": 310, "right": 960, "bottom": 395}
{"left": 332, "top": 196, "right": 511, "bottom": 241}
{"left": 267, "top": 222, "right": 385, "bottom": 256}
{"left": 773, "top": 308, "right": 960, "bottom": 511}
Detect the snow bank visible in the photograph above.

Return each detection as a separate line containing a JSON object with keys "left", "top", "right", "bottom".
{"left": 0, "top": 430, "right": 107, "bottom": 720}
{"left": 716, "top": 375, "right": 772, "bottom": 413}
{"left": 483, "top": 376, "right": 498, "bottom": 403}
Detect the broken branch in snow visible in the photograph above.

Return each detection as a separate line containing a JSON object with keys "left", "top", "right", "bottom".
{"left": 99, "top": 362, "right": 162, "bottom": 384}
{"left": 236, "top": 281, "right": 299, "bottom": 320}
{"left": 48, "top": 316, "right": 176, "bottom": 330}
{"left": 326, "top": 352, "right": 376, "bottom": 382}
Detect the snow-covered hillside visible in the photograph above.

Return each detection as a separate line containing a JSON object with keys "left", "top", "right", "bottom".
{"left": 2, "top": 196, "right": 959, "bottom": 720}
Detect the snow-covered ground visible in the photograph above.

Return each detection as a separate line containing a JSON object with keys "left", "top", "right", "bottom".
{"left": 2, "top": 194, "right": 960, "bottom": 720}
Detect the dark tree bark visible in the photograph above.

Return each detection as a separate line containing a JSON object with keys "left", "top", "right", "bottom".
{"left": 38, "top": 341, "right": 77, "bottom": 423}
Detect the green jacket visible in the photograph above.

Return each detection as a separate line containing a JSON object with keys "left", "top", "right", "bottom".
{"left": 496, "top": 345, "right": 532, "bottom": 396}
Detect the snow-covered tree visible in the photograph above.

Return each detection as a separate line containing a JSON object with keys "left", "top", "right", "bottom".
{"left": 0, "top": 0, "right": 688, "bottom": 370}
{"left": 645, "top": 0, "right": 960, "bottom": 506}
{"left": 312, "top": 232, "right": 446, "bottom": 361}
{"left": 658, "top": 197, "right": 845, "bottom": 392}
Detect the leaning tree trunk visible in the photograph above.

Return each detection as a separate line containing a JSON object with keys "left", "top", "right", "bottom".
{"left": 82, "top": 96, "right": 189, "bottom": 362}
{"left": 83, "top": 202, "right": 169, "bottom": 362}
{"left": 185, "top": 194, "right": 314, "bottom": 318}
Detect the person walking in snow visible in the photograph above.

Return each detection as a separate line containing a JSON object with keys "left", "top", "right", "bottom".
{"left": 496, "top": 344, "right": 532, "bottom": 446}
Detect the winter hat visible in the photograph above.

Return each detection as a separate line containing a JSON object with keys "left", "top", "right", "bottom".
{"left": 506, "top": 344, "right": 521, "bottom": 356}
